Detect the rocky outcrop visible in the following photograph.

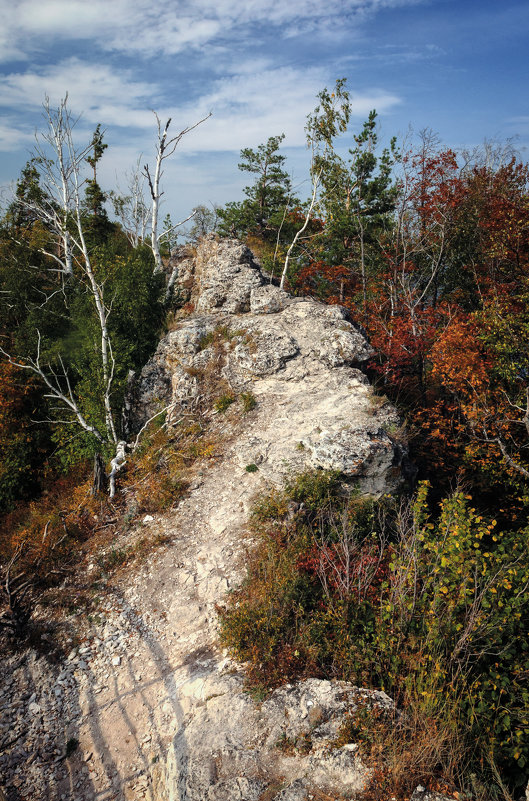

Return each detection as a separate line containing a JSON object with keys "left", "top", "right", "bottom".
{"left": 151, "top": 677, "right": 393, "bottom": 801}
{"left": 132, "top": 236, "right": 405, "bottom": 495}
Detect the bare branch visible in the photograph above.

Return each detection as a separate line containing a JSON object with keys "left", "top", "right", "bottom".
{"left": 158, "top": 209, "right": 197, "bottom": 241}
{"left": 0, "top": 339, "right": 106, "bottom": 443}
{"left": 280, "top": 168, "right": 322, "bottom": 290}
{"left": 130, "top": 405, "right": 174, "bottom": 451}
{"left": 144, "top": 111, "right": 211, "bottom": 273}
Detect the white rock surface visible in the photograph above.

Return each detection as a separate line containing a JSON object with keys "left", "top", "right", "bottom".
{"left": 151, "top": 677, "right": 391, "bottom": 801}
{"left": 132, "top": 236, "right": 405, "bottom": 495}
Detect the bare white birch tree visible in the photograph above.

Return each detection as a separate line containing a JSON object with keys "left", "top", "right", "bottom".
{"left": 0, "top": 332, "right": 106, "bottom": 444}
{"left": 5, "top": 96, "right": 125, "bottom": 492}
{"left": 143, "top": 111, "right": 211, "bottom": 274}
{"left": 29, "top": 95, "right": 95, "bottom": 276}
{"left": 280, "top": 80, "right": 351, "bottom": 291}
{"left": 2, "top": 98, "right": 211, "bottom": 496}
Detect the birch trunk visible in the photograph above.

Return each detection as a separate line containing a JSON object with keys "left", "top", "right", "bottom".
{"left": 280, "top": 169, "right": 322, "bottom": 291}
{"left": 144, "top": 112, "right": 211, "bottom": 275}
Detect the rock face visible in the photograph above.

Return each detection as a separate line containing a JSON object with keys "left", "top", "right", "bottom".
{"left": 133, "top": 236, "right": 404, "bottom": 495}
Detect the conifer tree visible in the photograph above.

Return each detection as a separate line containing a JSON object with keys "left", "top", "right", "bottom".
{"left": 84, "top": 123, "right": 113, "bottom": 244}
{"left": 218, "top": 134, "right": 294, "bottom": 239}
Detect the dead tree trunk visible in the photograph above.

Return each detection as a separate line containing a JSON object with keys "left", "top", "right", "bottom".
{"left": 91, "top": 452, "right": 108, "bottom": 495}
{"left": 144, "top": 111, "right": 211, "bottom": 274}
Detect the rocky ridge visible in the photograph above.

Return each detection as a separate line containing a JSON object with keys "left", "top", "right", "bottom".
{"left": 1, "top": 237, "right": 414, "bottom": 801}
{"left": 133, "top": 236, "right": 405, "bottom": 495}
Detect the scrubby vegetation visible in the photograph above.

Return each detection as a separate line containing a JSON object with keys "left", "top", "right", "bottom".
{"left": 0, "top": 406, "right": 224, "bottom": 632}
{"left": 219, "top": 472, "right": 529, "bottom": 798}
{"left": 214, "top": 81, "right": 529, "bottom": 797}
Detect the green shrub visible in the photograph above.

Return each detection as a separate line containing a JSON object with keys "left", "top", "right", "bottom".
{"left": 96, "top": 548, "right": 129, "bottom": 573}
{"left": 284, "top": 469, "right": 344, "bottom": 517}
{"left": 380, "top": 484, "right": 529, "bottom": 791}
{"left": 198, "top": 331, "right": 215, "bottom": 350}
{"left": 218, "top": 476, "right": 529, "bottom": 796}
{"left": 241, "top": 391, "right": 257, "bottom": 413}
{"left": 214, "top": 393, "right": 236, "bottom": 413}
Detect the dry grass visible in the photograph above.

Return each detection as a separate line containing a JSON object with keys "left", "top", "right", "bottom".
{"left": 330, "top": 689, "right": 467, "bottom": 801}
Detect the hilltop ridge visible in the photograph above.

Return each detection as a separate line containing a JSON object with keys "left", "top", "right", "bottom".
{"left": 1, "top": 237, "right": 407, "bottom": 801}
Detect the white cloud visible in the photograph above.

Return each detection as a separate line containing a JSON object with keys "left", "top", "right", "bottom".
{"left": 0, "top": 56, "right": 401, "bottom": 225}
{"left": 0, "top": 119, "right": 34, "bottom": 152}
{"left": 0, "top": 59, "right": 157, "bottom": 128}
{"left": 175, "top": 65, "right": 401, "bottom": 152}
{"left": 0, "top": 1, "right": 406, "bottom": 221}
{"left": 1, "top": 0, "right": 424, "bottom": 61}
{"left": 0, "top": 58, "right": 401, "bottom": 156}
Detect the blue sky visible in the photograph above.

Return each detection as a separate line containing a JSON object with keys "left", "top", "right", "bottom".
{"left": 0, "top": 0, "right": 527, "bottom": 225}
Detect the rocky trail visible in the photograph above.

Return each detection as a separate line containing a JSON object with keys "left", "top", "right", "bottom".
{"left": 1, "top": 238, "right": 414, "bottom": 801}
{"left": 1, "top": 436, "right": 261, "bottom": 801}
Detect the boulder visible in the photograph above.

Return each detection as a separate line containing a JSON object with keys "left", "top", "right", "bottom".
{"left": 151, "top": 676, "right": 393, "bottom": 801}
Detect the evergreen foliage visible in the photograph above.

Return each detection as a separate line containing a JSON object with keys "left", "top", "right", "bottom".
{"left": 214, "top": 82, "right": 529, "bottom": 796}
{"left": 0, "top": 130, "right": 164, "bottom": 494}
{"left": 83, "top": 124, "right": 113, "bottom": 244}
{"left": 217, "top": 134, "right": 296, "bottom": 241}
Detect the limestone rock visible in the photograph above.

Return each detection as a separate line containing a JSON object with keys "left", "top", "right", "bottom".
{"left": 151, "top": 676, "right": 391, "bottom": 801}
{"left": 250, "top": 283, "right": 289, "bottom": 314}
{"left": 131, "top": 236, "right": 406, "bottom": 495}
{"left": 410, "top": 788, "right": 454, "bottom": 801}
{"left": 194, "top": 239, "right": 262, "bottom": 314}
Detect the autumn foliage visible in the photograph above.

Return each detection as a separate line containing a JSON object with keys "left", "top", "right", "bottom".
{"left": 219, "top": 474, "right": 529, "bottom": 795}
{"left": 214, "top": 117, "right": 529, "bottom": 796}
